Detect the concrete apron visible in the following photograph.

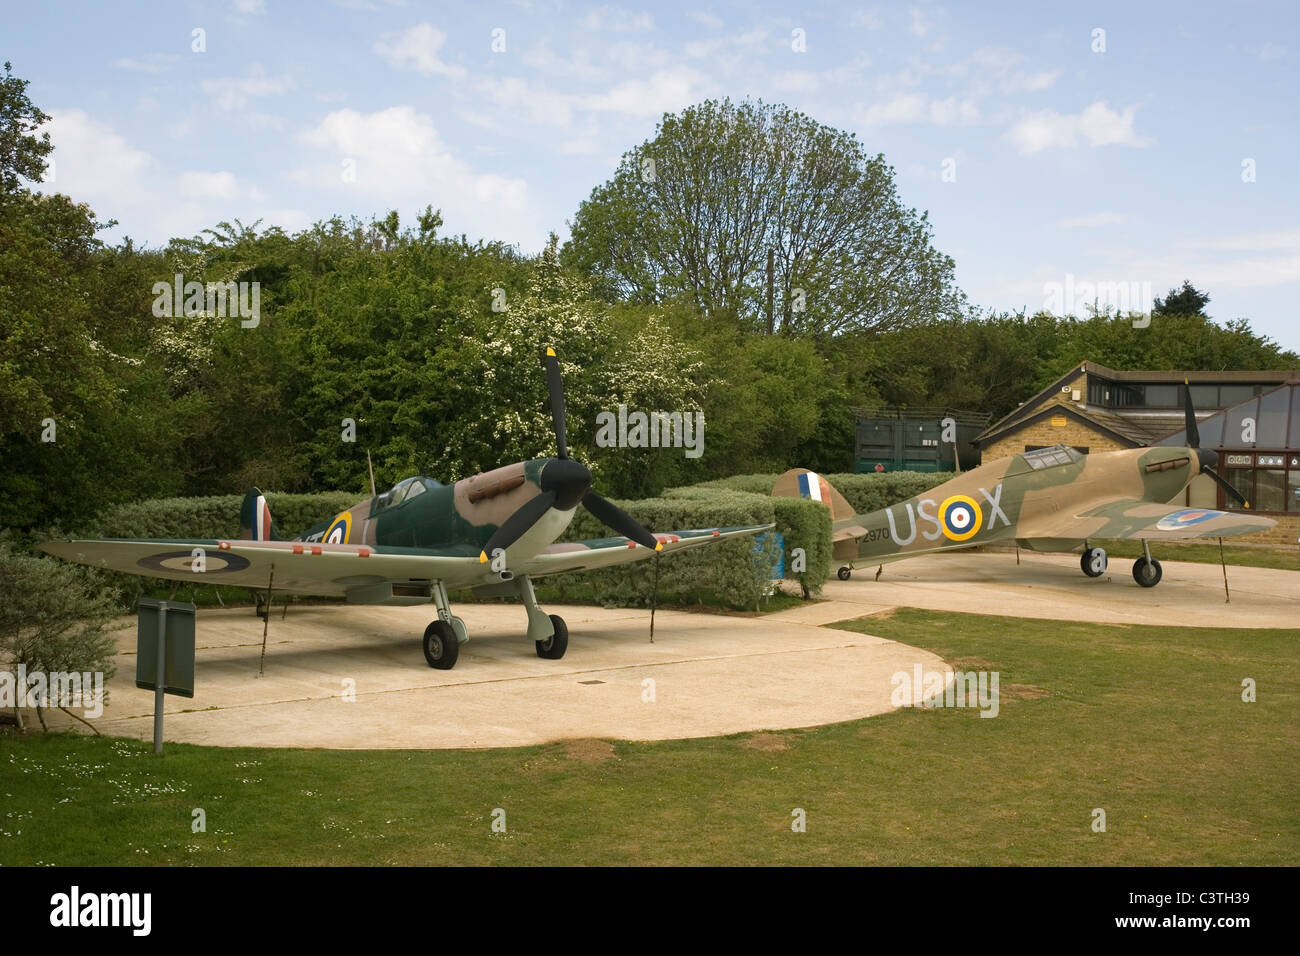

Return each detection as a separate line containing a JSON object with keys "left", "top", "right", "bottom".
{"left": 37, "top": 602, "right": 949, "bottom": 750}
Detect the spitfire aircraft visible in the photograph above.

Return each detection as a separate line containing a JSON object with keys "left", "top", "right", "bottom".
{"left": 775, "top": 385, "right": 1276, "bottom": 587}
{"left": 41, "top": 349, "right": 767, "bottom": 669}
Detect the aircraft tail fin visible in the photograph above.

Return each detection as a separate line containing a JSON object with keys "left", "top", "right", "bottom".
{"left": 771, "top": 468, "right": 856, "bottom": 521}
{"left": 239, "top": 488, "right": 278, "bottom": 541}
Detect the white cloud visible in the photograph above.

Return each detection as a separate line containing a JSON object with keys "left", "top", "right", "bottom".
{"left": 177, "top": 170, "right": 240, "bottom": 200}
{"left": 908, "top": 6, "right": 932, "bottom": 37}
{"left": 201, "top": 65, "right": 292, "bottom": 112}
{"left": 296, "top": 106, "right": 537, "bottom": 242}
{"left": 585, "top": 69, "right": 704, "bottom": 117}
{"left": 1006, "top": 101, "right": 1152, "bottom": 153}
{"left": 581, "top": 6, "right": 654, "bottom": 32}
{"left": 233, "top": 0, "right": 266, "bottom": 14}
{"left": 44, "top": 109, "right": 156, "bottom": 200}
{"left": 111, "top": 53, "right": 180, "bottom": 73}
{"left": 859, "top": 92, "right": 978, "bottom": 126}
{"left": 1058, "top": 211, "right": 1127, "bottom": 229}
{"left": 373, "top": 23, "right": 465, "bottom": 78}
{"left": 852, "top": 8, "right": 883, "bottom": 29}
{"left": 42, "top": 109, "right": 299, "bottom": 243}
{"left": 687, "top": 10, "right": 723, "bottom": 29}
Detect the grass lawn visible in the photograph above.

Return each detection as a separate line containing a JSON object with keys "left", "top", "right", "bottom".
{"left": 1, "top": 609, "right": 1295, "bottom": 866}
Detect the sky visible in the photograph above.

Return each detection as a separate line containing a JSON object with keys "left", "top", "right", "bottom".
{"left": 9, "top": 0, "right": 1300, "bottom": 350}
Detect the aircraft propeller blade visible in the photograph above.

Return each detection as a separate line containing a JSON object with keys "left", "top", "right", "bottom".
{"left": 479, "top": 490, "right": 558, "bottom": 563}
{"left": 1202, "top": 465, "right": 1250, "bottom": 509}
{"left": 1183, "top": 381, "right": 1250, "bottom": 508}
{"left": 1182, "top": 380, "right": 1200, "bottom": 448}
{"left": 543, "top": 347, "right": 568, "bottom": 460}
{"left": 583, "top": 490, "right": 662, "bottom": 551}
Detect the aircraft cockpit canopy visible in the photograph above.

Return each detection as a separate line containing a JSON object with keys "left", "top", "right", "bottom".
{"left": 372, "top": 476, "right": 443, "bottom": 513}
{"left": 1021, "top": 445, "right": 1084, "bottom": 470}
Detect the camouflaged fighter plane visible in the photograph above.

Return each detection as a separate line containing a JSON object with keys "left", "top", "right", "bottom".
{"left": 774, "top": 385, "right": 1276, "bottom": 588}
{"left": 40, "top": 349, "right": 769, "bottom": 670}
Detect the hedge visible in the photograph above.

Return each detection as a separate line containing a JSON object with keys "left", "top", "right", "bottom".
{"left": 693, "top": 471, "right": 955, "bottom": 513}
{"left": 558, "top": 489, "right": 781, "bottom": 609}
{"left": 82, "top": 492, "right": 360, "bottom": 541}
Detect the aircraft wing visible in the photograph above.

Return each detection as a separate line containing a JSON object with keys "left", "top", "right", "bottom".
{"left": 39, "top": 525, "right": 774, "bottom": 597}
{"left": 38, "top": 538, "right": 492, "bottom": 597}
{"left": 511, "top": 525, "right": 773, "bottom": 578}
{"left": 1028, "top": 501, "right": 1277, "bottom": 542}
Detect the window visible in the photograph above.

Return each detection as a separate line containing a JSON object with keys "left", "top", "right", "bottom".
{"left": 1143, "top": 384, "right": 1180, "bottom": 407}
{"left": 1219, "top": 385, "right": 1256, "bottom": 407}
{"left": 1289, "top": 470, "right": 1300, "bottom": 513}
{"left": 1224, "top": 467, "right": 1255, "bottom": 507}
{"left": 1256, "top": 469, "right": 1287, "bottom": 513}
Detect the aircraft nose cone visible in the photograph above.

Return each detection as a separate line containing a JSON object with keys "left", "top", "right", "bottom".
{"left": 1196, "top": 447, "right": 1218, "bottom": 473}
{"left": 541, "top": 458, "right": 592, "bottom": 510}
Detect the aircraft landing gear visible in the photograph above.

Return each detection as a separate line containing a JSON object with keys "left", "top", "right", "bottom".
{"left": 1133, "top": 539, "right": 1162, "bottom": 587}
{"left": 837, "top": 566, "right": 852, "bottom": 581}
{"left": 423, "top": 620, "right": 459, "bottom": 669}
{"left": 1132, "top": 556, "right": 1163, "bottom": 587}
{"left": 536, "top": 614, "right": 568, "bottom": 660}
{"left": 1080, "top": 546, "right": 1108, "bottom": 577}
{"left": 422, "top": 581, "right": 468, "bottom": 669}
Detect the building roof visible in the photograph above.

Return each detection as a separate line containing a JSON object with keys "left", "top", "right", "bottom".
{"left": 976, "top": 361, "right": 1300, "bottom": 447}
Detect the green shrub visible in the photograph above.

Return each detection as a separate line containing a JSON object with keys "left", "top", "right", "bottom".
{"left": 81, "top": 492, "right": 359, "bottom": 541}
{"left": 559, "top": 489, "right": 780, "bottom": 609}
{"left": 816, "top": 472, "right": 956, "bottom": 514}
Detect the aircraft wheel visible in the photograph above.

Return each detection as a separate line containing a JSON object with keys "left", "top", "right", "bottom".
{"left": 423, "top": 620, "right": 460, "bottom": 669}
{"left": 1080, "top": 547, "right": 1108, "bottom": 577}
{"left": 837, "top": 566, "right": 852, "bottom": 581}
{"left": 1132, "top": 556, "right": 1163, "bottom": 588}
{"left": 536, "top": 615, "right": 568, "bottom": 660}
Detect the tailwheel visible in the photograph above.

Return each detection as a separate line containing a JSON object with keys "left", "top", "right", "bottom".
{"left": 536, "top": 614, "right": 568, "bottom": 660}
{"left": 1080, "top": 547, "right": 1108, "bottom": 577}
{"left": 837, "top": 566, "right": 852, "bottom": 581}
{"left": 1132, "top": 556, "right": 1163, "bottom": 588}
{"left": 423, "top": 620, "right": 460, "bottom": 669}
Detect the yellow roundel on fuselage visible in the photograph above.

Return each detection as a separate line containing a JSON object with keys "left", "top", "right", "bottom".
{"left": 939, "top": 494, "right": 982, "bottom": 541}
{"left": 325, "top": 512, "right": 352, "bottom": 545}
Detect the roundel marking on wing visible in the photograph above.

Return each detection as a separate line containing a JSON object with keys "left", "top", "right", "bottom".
{"left": 939, "top": 495, "right": 983, "bottom": 542}
{"left": 1154, "top": 509, "right": 1216, "bottom": 532}
{"left": 137, "top": 549, "right": 252, "bottom": 574}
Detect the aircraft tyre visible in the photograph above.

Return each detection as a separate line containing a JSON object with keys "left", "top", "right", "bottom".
{"left": 1080, "top": 547, "right": 1108, "bottom": 577}
{"left": 1132, "top": 556, "right": 1163, "bottom": 588}
{"left": 837, "top": 566, "right": 852, "bottom": 581}
{"left": 423, "top": 620, "right": 460, "bottom": 669}
{"left": 536, "top": 614, "right": 568, "bottom": 659}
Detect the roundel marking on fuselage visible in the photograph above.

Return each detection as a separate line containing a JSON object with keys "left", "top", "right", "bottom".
{"left": 325, "top": 512, "right": 352, "bottom": 545}
{"left": 939, "top": 494, "right": 983, "bottom": 542}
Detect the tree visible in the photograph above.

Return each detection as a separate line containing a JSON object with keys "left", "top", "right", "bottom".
{"left": 0, "top": 540, "right": 118, "bottom": 731}
{"left": 0, "top": 61, "right": 51, "bottom": 196}
{"left": 1153, "top": 280, "right": 1210, "bottom": 317}
{"left": 564, "top": 98, "right": 963, "bottom": 338}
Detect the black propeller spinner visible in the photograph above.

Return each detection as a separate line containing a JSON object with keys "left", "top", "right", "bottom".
{"left": 1183, "top": 381, "right": 1250, "bottom": 509}
{"left": 478, "top": 348, "right": 664, "bottom": 563}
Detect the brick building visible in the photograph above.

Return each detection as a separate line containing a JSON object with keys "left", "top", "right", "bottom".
{"left": 975, "top": 362, "right": 1300, "bottom": 546}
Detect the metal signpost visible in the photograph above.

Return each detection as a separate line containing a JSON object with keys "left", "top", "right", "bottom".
{"left": 135, "top": 598, "right": 196, "bottom": 754}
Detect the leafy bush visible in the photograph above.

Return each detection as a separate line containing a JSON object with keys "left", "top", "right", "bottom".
{"left": 0, "top": 539, "right": 119, "bottom": 731}
{"left": 82, "top": 492, "right": 360, "bottom": 540}
{"left": 559, "top": 489, "right": 780, "bottom": 609}
{"left": 817, "top": 472, "right": 956, "bottom": 514}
